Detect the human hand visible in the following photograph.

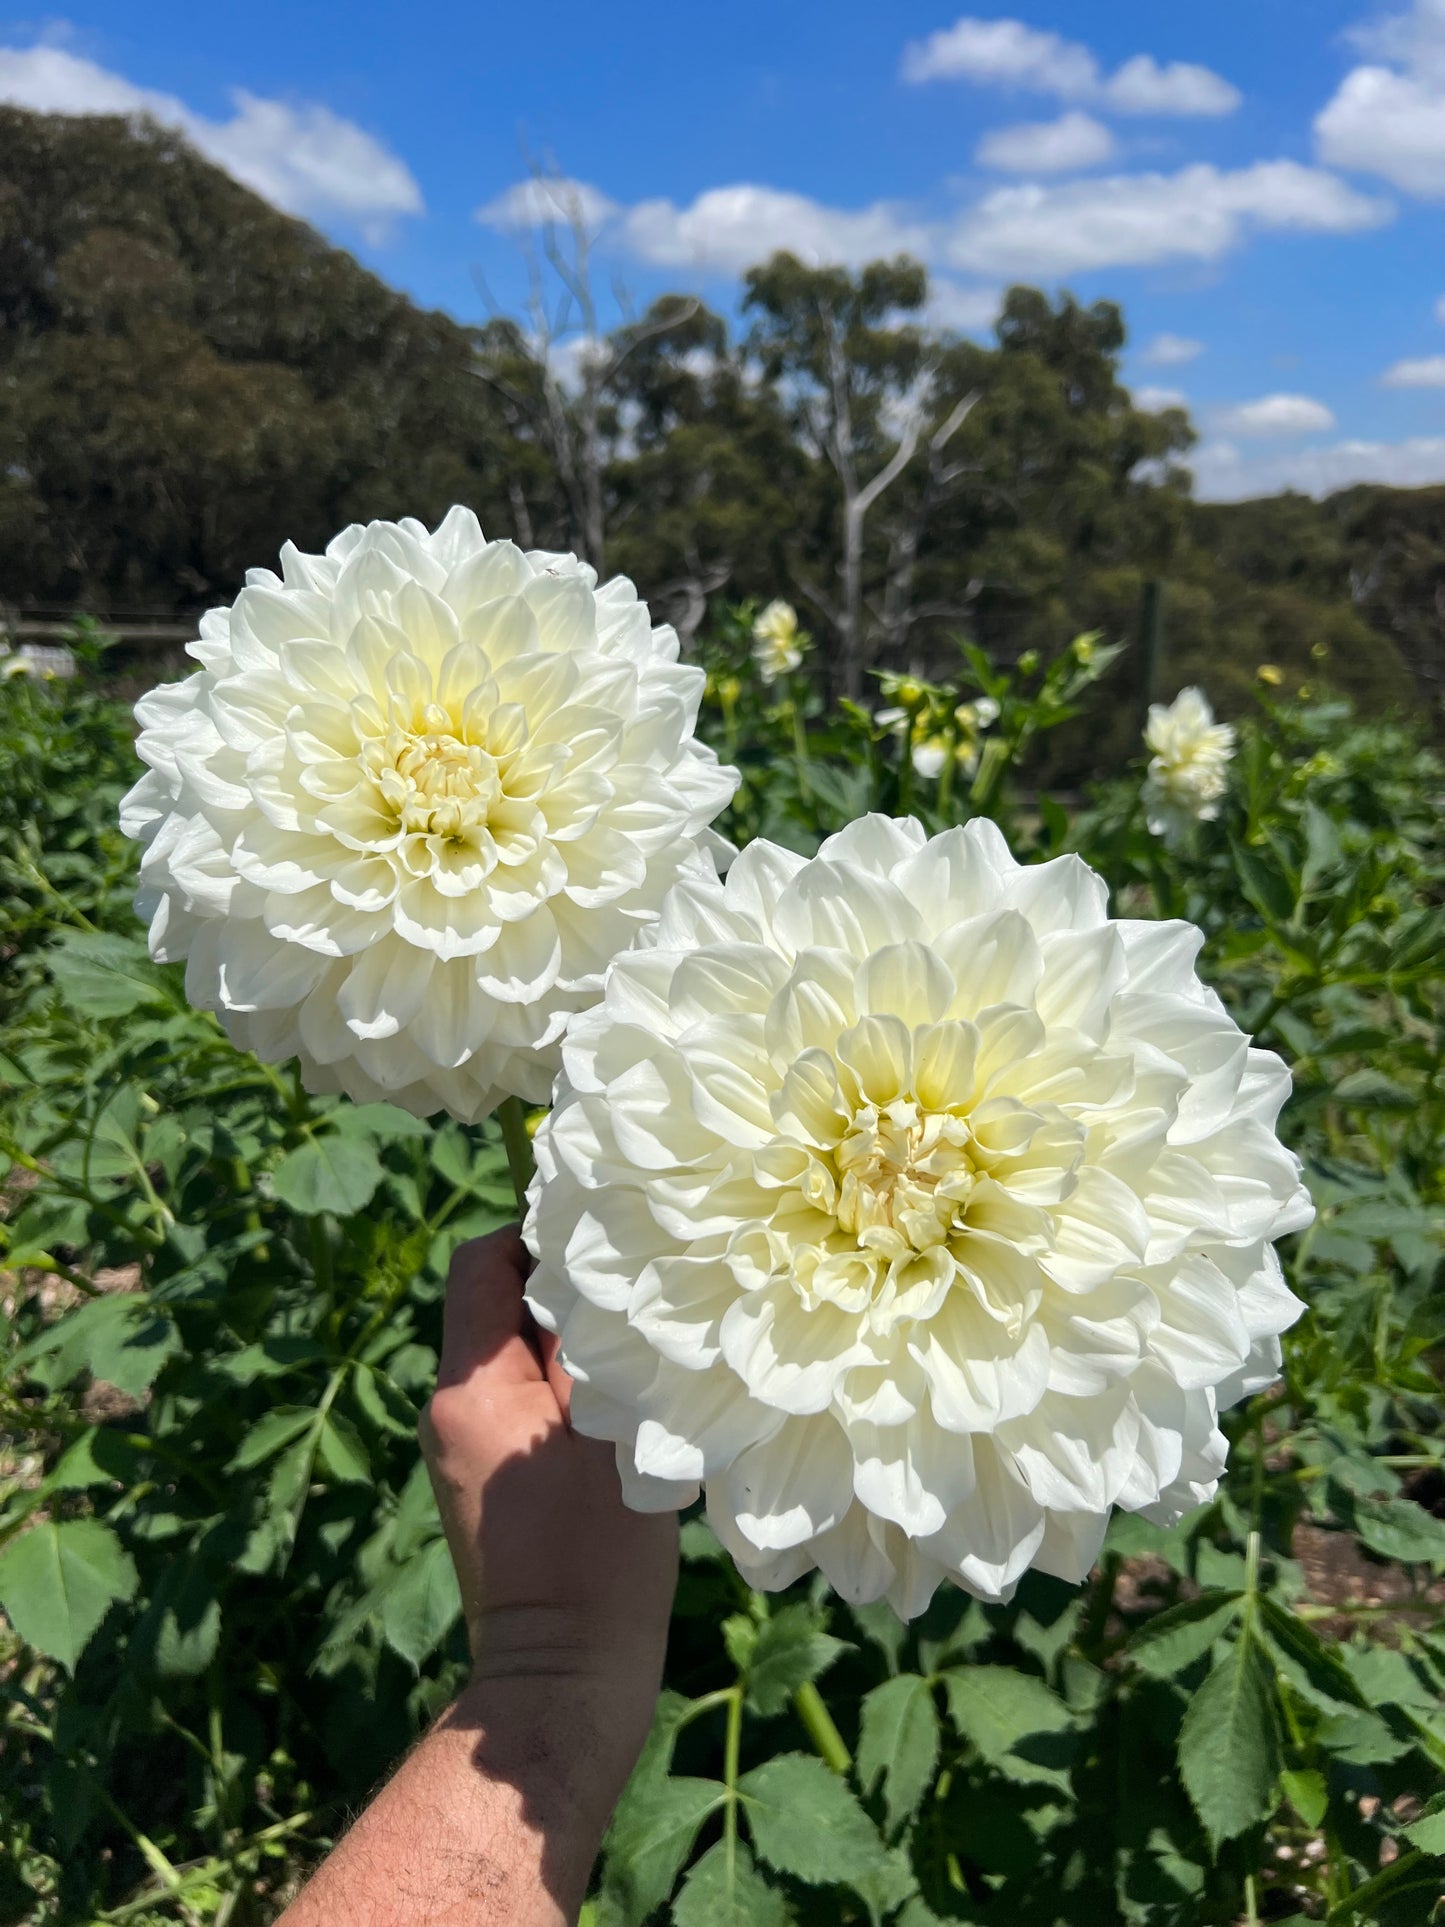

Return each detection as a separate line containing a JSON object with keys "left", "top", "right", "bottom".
{"left": 420, "top": 1225, "right": 678, "bottom": 1825}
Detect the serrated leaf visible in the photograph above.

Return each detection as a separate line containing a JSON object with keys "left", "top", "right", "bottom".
{"left": 0, "top": 1519, "right": 138, "bottom": 1670}
{"left": 942, "top": 1665, "right": 1075, "bottom": 1768}
{"left": 739, "top": 1752, "right": 890, "bottom": 1886}
{"left": 671, "top": 1840, "right": 794, "bottom": 1927}
{"left": 1128, "top": 1592, "right": 1243, "bottom": 1678}
{"left": 745, "top": 1604, "right": 846, "bottom": 1716}
{"left": 352, "top": 1362, "right": 419, "bottom": 1438}
{"left": 1402, "top": 1791, "right": 1445, "bottom": 1856}
{"left": 1280, "top": 1768, "right": 1328, "bottom": 1830}
{"left": 380, "top": 1537, "right": 461, "bottom": 1668}
{"left": 605, "top": 1775, "right": 726, "bottom": 1923}
{"left": 272, "top": 1133, "right": 382, "bottom": 1216}
{"left": 1315, "top": 1706, "right": 1411, "bottom": 1766}
{"left": 1351, "top": 1495, "right": 1445, "bottom": 1566}
{"left": 131, "top": 1557, "right": 221, "bottom": 1679}
{"left": 1258, "top": 1598, "right": 1364, "bottom": 1711}
{"left": 857, "top": 1675, "right": 940, "bottom": 1833}
{"left": 48, "top": 930, "right": 172, "bottom": 1019}
{"left": 316, "top": 1411, "right": 371, "bottom": 1484}
{"left": 228, "top": 1406, "right": 315, "bottom": 1471}
{"left": 10, "top": 1292, "right": 179, "bottom": 1399}
{"left": 1178, "top": 1633, "right": 1281, "bottom": 1849}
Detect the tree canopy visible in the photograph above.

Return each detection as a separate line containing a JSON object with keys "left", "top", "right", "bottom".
{"left": 0, "top": 105, "right": 1431, "bottom": 756}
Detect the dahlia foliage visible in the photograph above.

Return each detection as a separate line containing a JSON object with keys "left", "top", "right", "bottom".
{"left": 526, "top": 816, "right": 1312, "bottom": 1616}
{"left": 120, "top": 510, "right": 737, "bottom": 1120}
{"left": 1143, "top": 685, "right": 1237, "bottom": 845}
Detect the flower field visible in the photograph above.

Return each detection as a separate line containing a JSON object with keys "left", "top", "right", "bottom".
{"left": 2, "top": 618, "right": 1444, "bottom": 1926}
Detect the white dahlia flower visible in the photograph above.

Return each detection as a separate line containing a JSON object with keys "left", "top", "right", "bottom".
{"left": 751, "top": 600, "right": 806, "bottom": 685}
{"left": 119, "top": 509, "right": 738, "bottom": 1120}
{"left": 1143, "top": 686, "right": 1236, "bottom": 846}
{"left": 526, "top": 816, "right": 1312, "bottom": 1617}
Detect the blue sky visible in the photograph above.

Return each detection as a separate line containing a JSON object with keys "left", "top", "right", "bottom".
{"left": 4, "top": 1, "right": 1445, "bottom": 498}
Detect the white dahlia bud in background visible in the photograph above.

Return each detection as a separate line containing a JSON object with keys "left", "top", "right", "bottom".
{"left": 526, "top": 815, "right": 1312, "bottom": 1617}
{"left": 120, "top": 509, "right": 738, "bottom": 1121}
{"left": 751, "top": 600, "right": 806, "bottom": 685}
{"left": 1143, "top": 686, "right": 1236, "bottom": 846}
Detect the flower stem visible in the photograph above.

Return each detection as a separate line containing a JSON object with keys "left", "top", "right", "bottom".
{"left": 794, "top": 1680, "right": 851, "bottom": 1775}
{"left": 723, "top": 1682, "right": 743, "bottom": 1892}
{"left": 497, "top": 1096, "right": 536, "bottom": 1214}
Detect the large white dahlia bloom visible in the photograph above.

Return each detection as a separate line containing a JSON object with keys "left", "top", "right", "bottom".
{"left": 119, "top": 510, "right": 738, "bottom": 1120}
{"left": 1143, "top": 686, "right": 1236, "bottom": 846}
{"left": 526, "top": 816, "right": 1313, "bottom": 1617}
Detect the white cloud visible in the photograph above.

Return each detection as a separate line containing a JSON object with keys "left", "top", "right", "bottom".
{"left": 1346, "top": 0, "right": 1445, "bottom": 70}
{"left": 1316, "top": 1, "right": 1445, "bottom": 197}
{"left": 976, "top": 111, "right": 1115, "bottom": 173}
{"left": 479, "top": 156, "right": 1387, "bottom": 298}
{"left": 903, "top": 19, "right": 1097, "bottom": 93}
{"left": 925, "top": 278, "right": 1003, "bottom": 332}
{"left": 1212, "top": 394, "right": 1337, "bottom": 437}
{"left": 1192, "top": 433, "right": 1445, "bottom": 499}
{"left": 943, "top": 162, "right": 1388, "bottom": 278}
{"left": 1436, "top": 293, "right": 1445, "bottom": 321}
{"left": 1382, "top": 353, "right": 1445, "bottom": 385}
{"left": 1134, "top": 385, "right": 1189, "bottom": 411}
{"left": 480, "top": 180, "right": 933, "bottom": 276}
{"left": 1102, "top": 55, "right": 1241, "bottom": 117}
{"left": 477, "top": 175, "right": 619, "bottom": 232}
{"left": 1141, "top": 332, "right": 1205, "bottom": 366}
{"left": 0, "top": 42, "right": 422, "bottom": 231}
{"left": 901, "top": 16, "right": 1240, "bottom": 116}
{"left": 620, "top": 185, "right": 933, "bottom": 273}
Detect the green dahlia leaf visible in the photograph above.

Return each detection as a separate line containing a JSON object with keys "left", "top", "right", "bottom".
{"left": 0, "top": 1518, "right": 138, "bottom": 1671}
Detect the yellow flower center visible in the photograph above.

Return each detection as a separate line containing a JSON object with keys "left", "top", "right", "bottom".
{"left": 362, "top": 707, "right": 501, "bottom": 840}
{"left": 833, "top": 1098, "right": 976, "bottom": 1260}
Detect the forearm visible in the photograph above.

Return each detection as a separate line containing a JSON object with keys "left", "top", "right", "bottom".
{"left": 278, "top": 1680, "right": 612, "bottom": 1927}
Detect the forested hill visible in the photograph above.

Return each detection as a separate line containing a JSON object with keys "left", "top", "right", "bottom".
{"left": 1, "top": 104, "right": 1437, "bottom": 737}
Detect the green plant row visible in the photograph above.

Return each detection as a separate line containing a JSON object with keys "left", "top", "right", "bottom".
{"left": 1, "top": 634, "right": 1442, "bottom": 1925}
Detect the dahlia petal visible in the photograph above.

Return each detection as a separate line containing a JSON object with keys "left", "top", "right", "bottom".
{"left": 718, "top": 1289, "right": 867, "bottom": 1416}
{"left": 856, "top": 940, "right": 955, "bottom": 1026}
{"left": 720, "top": 1413, "right": 856, "bottom": 1551}
{"left": 934, "top": 908, "right": 1043, "bottom": 1017}
{"left": 849, "top": 1416, "right": 976, "bottom": 1537}
{"left": 774, "top": 859, "right": 923, "bottom": 957}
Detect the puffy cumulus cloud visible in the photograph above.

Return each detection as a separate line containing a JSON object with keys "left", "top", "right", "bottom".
{"left": 1142, "top": 333, "right": 1206, "bottom": 367}
{"left": 1191, "top": 435, "right": 1445, "bottom": 499}
{"left": 0, "top": 42, "right": 422, "bottom": 232}
{"left": 1133, "top": 386, "right": 1189, "bottom": 412}
{"left": 925, "top": 278, "right": 1004, "bottom": 334}
{"left": 481, "top": 155, "right": 1386, "bottom": 294}
{"left": 901, "top": 16, "right": 1240, "bottom": 117}
{"left": 1103, "top": 55, "right": 1243, "bottom": 117}
{"left": 488, "top": 180, "right": 933, "bottom": 276}
{"left": 975, "top": 110, "right": 1116, "bottom": 174}
{"left": 1213, "top": 395, "right": 1337, "bottom": 437}
{"left": 476, "top": 175, "right": 619, "bottom": 232}
{"left": 943, "top": 162, "right": 1388, "bottom": 278}
{"left": 1383, "top": 354, "right": 1445, "bottom": 386}
{"left": 1316, "top": 0, "right": 1445, "bottom": 197}
{"left": 620, "top": 185, "right": 934, "bottom": 275}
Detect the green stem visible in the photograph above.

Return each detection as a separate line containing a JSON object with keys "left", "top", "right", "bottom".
{"left": 789, "top": 700, "right": 813, "bottom": 807}
{"left": 723, "top": 1682, "right": 743, "bottom": 1893}
{"left": 794, "top": 1680, "right": 851, "bottom": 1775}
{"left": 497, "top": 1096, "right": 536, "bottom": 1213}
